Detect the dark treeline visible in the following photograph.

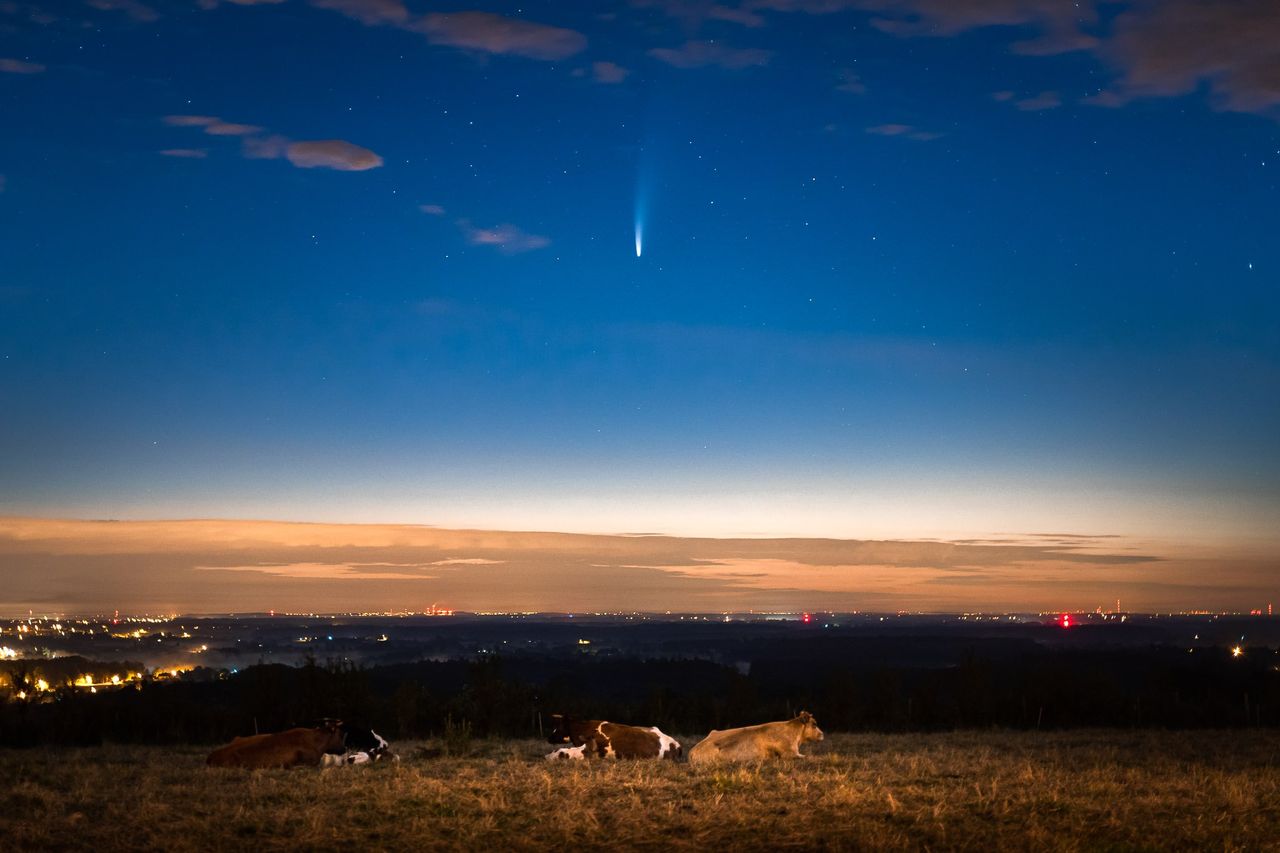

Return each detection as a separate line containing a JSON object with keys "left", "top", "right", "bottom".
{"left": 2, "top": 644, "right": 1278, "bottom": 747}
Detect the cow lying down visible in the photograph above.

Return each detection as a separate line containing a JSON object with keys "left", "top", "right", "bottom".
{"left": 321, "top": 724, "right": 398, "bottom": 767}
{"left": 688, "top": 711, "right": 824, "bottom": 765}
{"left": 546, "top": 714, "right": 681, "bottom": 760}
{"left": 545, "top": 744, "right": 587, "bottom": 761}
{"left": 207, "top": 721, "right": 346, "bottom": 769}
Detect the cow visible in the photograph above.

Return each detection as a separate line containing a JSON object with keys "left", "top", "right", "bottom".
{"left": 320, "top": 723, "right": 398, "bottom": 767}
{"left": 687, "top": 711, "right": 824, "bottom": 765}
{"left": 547, "top": 714, "right": 682, "bottom": 760}
{"left": 207, "top": 720, "right": 346, "bottom": 769}
{"left": 544, "top": 744, "right": 587, "bottom": 761}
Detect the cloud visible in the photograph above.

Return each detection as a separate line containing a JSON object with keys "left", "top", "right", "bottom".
{"left": 309, "top": 0, "right": 410, "bottom": 27}
{"left": 866, "top": 122, "right": 941, "bottom": 140}
{"left": 84, "top": 0, "right": 159, "bottom": 22}
{"left": 855, "top": 0, "right": 1097, "bottom": 44}
{"left": 163, "top": 115, "right": 220, "bottom": 127}
{"left": 461, "top": 221, "right": 551, "bottom": 254}
{"left": 1103, "top": 0, "right": 1280, "bottom": 114}
{"left": 210, "top": 1, "right": 586, "bottom": 63}
{"left": 593, "top": 60, "right": 629, "bottom": 84}
{"left": 204, "top": 121, "right": 263, "bottom": 136}
{"left": 165, "top": 116, "right": 382, "bottom": 172}
{"left": 755, "top": 1, "right": 1280, "bottom": 117}
{"left": 1015, "top": 90, "right": 1062, "bottom": 111}
{"left": 0, "top": 58, "right": 44, "bottom": 74}
{"left": 633, "top": 1, "right": 766, "bottom": 28}
{"left": 419, "top": 203, "right": 446, "bottom": 215}
{"left": 163, "top": 115, "right": 262, "bottom": 136}
{"left": 414, "top": 11, "right": 587, "bottom": 60}
{"left": 285, "top": 139, "right": 384, "bottom": 171}
{"left": 241, "top": 134, "right": 290, "bottom": 159}
{"left": 7, "top": 517, "right": 1259, "bottom": 616}
{"left": 159, "top": 148, "right": 208, "bottom": 158}
{"left": 649, "top": 40, "right": 772, "bottom": 70}
{"left": 835, "top": 68, "right": 865, "bottom": 93}
{"left": 197, "top": 562, "right": 436, "bottom": 581}
{"left": 197, "top": 0, "right": 287, "bottom": 7}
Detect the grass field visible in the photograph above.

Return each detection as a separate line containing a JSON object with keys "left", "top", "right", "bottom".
{"left": 3, "top": 730, "right": 1280, "bottom": 851}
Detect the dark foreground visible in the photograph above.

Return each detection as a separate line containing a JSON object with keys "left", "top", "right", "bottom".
{"left": 3, "top": 730, "right": 1279, "bottom": 851}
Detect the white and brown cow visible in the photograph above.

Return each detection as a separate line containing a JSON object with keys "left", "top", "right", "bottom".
{"left": 544, "top": 744, "right": 587, "bottom": 761}
{"left": 547, "top": 714, "right": 681, "bottom": 760}
{"left": 687, "top": 711, "right": 824, "bottom": 765}
{"left": 320, "top": 723, "right": 398, "bottom": 767}
{"left": 207, "top": 721, "right": 346, "bottom": 769}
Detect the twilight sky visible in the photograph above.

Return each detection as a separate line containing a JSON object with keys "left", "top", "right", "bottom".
{"left": 1, "top": 1, "right": 1278, "bottom": 613}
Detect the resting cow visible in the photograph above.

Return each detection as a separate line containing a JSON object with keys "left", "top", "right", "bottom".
{"left": 207, "top": 720, "right": 346, "bottom": 769}
{"left": 544, "top": 744, "right": 587, "bottom": 761}
{"left": 547, "top": 714, "right": 681, "bottom": 760}
{"left": 687, "top": 711, "right": 823, "bottom": 765}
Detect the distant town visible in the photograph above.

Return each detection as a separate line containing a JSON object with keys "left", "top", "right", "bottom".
{"left": 3, "top": 608, "right": 1278, "bottom": 704}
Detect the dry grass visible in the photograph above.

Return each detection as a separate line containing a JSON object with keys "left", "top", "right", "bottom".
{"left": 4, "top": 730, "right": 1280, "bottom": 851}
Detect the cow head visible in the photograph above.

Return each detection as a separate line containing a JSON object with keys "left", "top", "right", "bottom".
{"left": 317, "top": 718, "right": 347, "bottom": 753}
{"left": 796, "top": 711, "right": 824, "bottom": 742}
{"left": 546, "top": 713, "right": 573, "bottom": 745}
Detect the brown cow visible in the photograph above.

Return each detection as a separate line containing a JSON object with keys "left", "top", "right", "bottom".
{"left": 547, "top": 714, "right": 681, "bottom": 760}
{"left": 207, "top": 721, "right": 346, "bottom": 769}
{"left": 687, "top": 711, "right": 824, "bottom": 765}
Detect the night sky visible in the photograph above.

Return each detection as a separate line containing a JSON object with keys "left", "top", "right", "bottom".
{"left": 1, "top": 1, "right": 1278, "bottom": 613}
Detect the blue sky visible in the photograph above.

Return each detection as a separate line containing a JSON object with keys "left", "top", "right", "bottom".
{"left": 1, "top": 0, "right": 1278, "bottom": 545}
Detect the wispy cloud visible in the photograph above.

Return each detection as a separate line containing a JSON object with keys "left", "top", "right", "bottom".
{"left": 759, "top": 0, "right": 1280, "bottom": 117}
{"left": 460, "top": 221, "right": 551, "bottom": 254}
{"left": 634, "top": 0, "right": 766, "bottom": 28}
{"left": 866, "top": 123, "right": 942, "bottom": 141}
{"left": 1014, "top": 90, "right": 1062, "bottom": 111}
{"left": 418, "top": 203, "right": 446, "bottom": 216}
{"left": 415, "top": 11, "right": 587, "bottom": 60}
{"left": 6, "top": 517, "right": 1258, "bottom": 616}
{"left": 835, "top": 68, "right": 865, "bottom": 93}
{"left": 592, "top": 61, "right": 630, "bottom": 84}
{"left": 310, "top": 0, "right": 409, "bottom": 27}
{"left": 241, "top": 134, "right": 290, "bottom": 160}
{"left": 165, "top": 116, "right": 383, "bottom": 172}
{"left": 649, "top": 40, "right": 772, "bottom": 70}
{"left": 163, "top": 115, "right": 260, "bottom": 136}
{"left": 159, "top": 148, "right": 208, "bottom": 159}
{"left": 85, "top": 0, "right": 158, "bottom": 23}
{"left": 0, "top": 58, "right": 45, "bottom": 74}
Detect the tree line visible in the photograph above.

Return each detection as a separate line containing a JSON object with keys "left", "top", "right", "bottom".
{"left": 2, "top": 645, "right": 1278, "bottom": 747}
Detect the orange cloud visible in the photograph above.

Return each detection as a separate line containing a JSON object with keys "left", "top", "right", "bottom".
{"left": 415, "top": 11, "right": 587, "bottom": 60}
{"left": 0, "top": 58, "right": 45, "bottom": 74}
{"left": 461, "top": 221, "right": 550, "bottom": 254}
{"left": 3, "top": 517, "right": 1269, "bottom": 616}
{"left": 649, "top": 40, "right": 772, "bottom": 69}
{"left": 593, "top": 61, "right": 630, "bottom": 84}
{"left": 285, "top": 139, "right": 384, "bottom": 171}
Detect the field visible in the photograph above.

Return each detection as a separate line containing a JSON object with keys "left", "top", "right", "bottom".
{"left": 4, "top": 730, "right": 1280, "bottom": 851}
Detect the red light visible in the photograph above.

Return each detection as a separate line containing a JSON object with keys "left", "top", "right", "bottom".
{"left": 1060, "top": 614, "right": 1071, "bottom": 628}
{"left": 802, "top": 612, "right": 812, "bottom": 624}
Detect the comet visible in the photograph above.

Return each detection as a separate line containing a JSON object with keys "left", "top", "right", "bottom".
{"left": 634, "top": 166, "right": 648, "bottom": 258}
